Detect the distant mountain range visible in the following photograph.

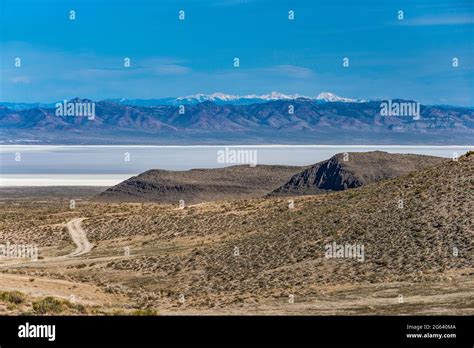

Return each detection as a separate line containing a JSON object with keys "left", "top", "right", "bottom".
{"left": 107, "top": 91, "right": 366, "bottom": 106}
{"left": 0, "top": 92, "right": 364, "bottom": 110}
{"left": 0, "top": 93, "right": 473, "bottom": 144}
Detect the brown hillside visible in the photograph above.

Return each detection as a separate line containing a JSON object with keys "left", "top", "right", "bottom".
{"left": 96, "top": 165, "right": 306, "bottom": 204}
{"left": 77, "top": 152, "right": 472, "bottom": 310}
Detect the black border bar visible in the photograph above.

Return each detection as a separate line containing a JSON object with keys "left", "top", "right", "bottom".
{"left": 0, "top": 315, "right": 472, "bottom": 346}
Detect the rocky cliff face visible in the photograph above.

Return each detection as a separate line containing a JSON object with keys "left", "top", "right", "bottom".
{"left": 270, "top": 151, "right": 446, "bottom": 196}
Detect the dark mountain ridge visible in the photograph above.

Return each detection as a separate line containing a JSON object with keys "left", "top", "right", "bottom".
{"left": 1, "top": 99, "right": 473, "bottom": 144}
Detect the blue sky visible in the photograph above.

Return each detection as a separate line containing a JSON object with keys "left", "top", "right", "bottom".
{"left": 0, "top": 0, "right": 473, "bottom": 105}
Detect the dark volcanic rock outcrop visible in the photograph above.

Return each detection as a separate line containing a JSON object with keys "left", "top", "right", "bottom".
{"left": 269, "top": 151, "right": 446, "bottom": 196}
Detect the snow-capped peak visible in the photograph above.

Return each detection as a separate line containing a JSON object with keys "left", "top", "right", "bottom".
{"left": 177, "top": 91, "right": 307, "bottom": 102}
{"left": 177, "top": 92, "right": 243, "bottom": 102}
{"left": 174, "top": 91, "right": 364, "bottom": 104}
{"left": 315, "top": 92, "right": 357, "bottom": 102}
{"left": 258, "top": 91, "right": 309, "bottom": 100}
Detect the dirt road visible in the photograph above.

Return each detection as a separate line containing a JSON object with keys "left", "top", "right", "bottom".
{"left": 66, "top": 218, "right": 93, "bottom": 256}
{"left": 0, "top": 217, "right": 93, "bottom": 269}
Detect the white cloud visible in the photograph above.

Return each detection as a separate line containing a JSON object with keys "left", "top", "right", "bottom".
{"left": 268, "top": 65, "right": 314, "bottom": 78}
{"left": 403, "top": 15, "right": 474, "bottom": 26}
{"left": 11, "top": 76, "right": 31, "bottom": 84}
{"left": 152, "top": 64, "right": 191, "bottom": 75}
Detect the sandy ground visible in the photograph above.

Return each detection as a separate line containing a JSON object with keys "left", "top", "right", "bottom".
{"left": 0, "top": 272, "right": 124, "bottom": 307}
{"left": 0, "top": 217, "right": 127, "bottom": 310}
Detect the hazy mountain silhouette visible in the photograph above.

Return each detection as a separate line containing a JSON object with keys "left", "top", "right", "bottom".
{"left": 1, "top": 99, "right": 472, "bottom": 144}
